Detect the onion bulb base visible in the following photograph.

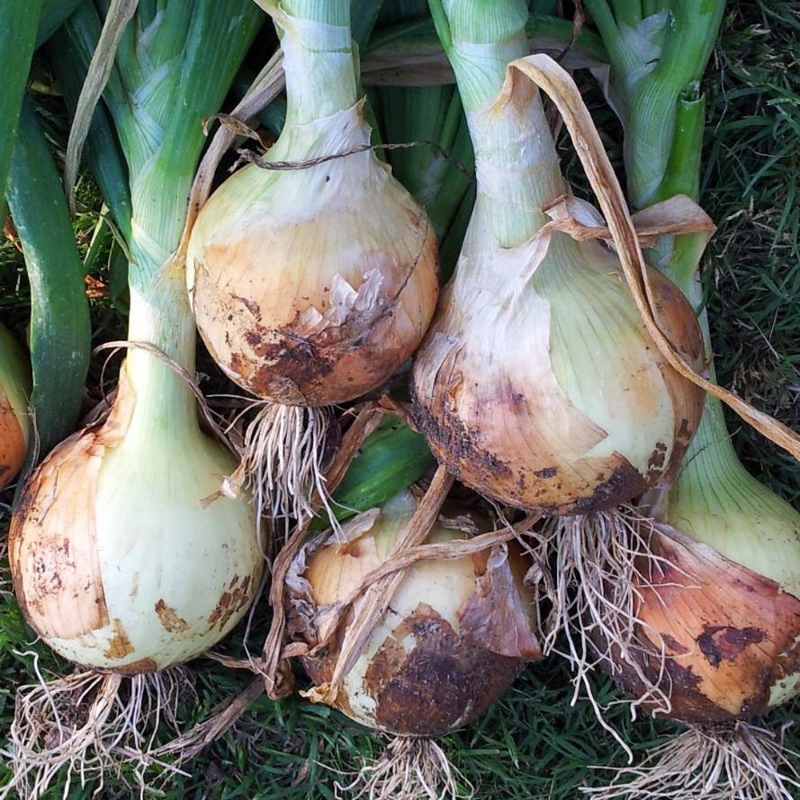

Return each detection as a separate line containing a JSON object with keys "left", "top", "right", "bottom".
{"left": 582, "top": 722, "right": 800, "bottom": 800}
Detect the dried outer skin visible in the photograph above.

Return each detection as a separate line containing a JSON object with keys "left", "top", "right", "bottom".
{"left": 412, "top": 245, "right": 705, "bottom": 515}
{"left": 609, "top": 523, "right": 800, "bottom": 723}
{"left": 286, "top": 517, "right": 541, "bottom": 737}
{"left": 9, "top": 375, "right": 264, "bottom": 673}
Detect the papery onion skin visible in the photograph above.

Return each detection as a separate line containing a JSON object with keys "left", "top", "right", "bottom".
{"left": 605, "top": 523, "right": 800, "bottom": 723}
{"left": 187, "top": 104, "right": 439, "bottom": 407}
{"left": 286, "top": 499, "right": 540, "bottom": 737}
{"left": 413, "top": 235, "right": 705, "bottom": 515}
{"left": 9, "top": 375, "right": 264, "bottom": 673}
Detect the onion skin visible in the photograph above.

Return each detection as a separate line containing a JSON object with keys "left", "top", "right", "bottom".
{"left": 606, "top": 523, "right": 800, "bottom": 723}
{"left": 412, "top": 237, "right": 705, "bottom": 515}
{"left": 187, "top": 105, "right": 439, "bottom": 407}
{"left": 0, "top": 323, "right": 30, "bottom": 488}
{"left": 286, "top": 505, "right": 540, "bottom": 736}
{"left": 0, "top": 394, "right": 27, "bottom": 489}
{"left": 9, "top": 373, "right": 264, "bottom": 673}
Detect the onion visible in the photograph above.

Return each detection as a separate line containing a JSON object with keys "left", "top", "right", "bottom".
{"left": 287, "top": 491, "right": 539, "bottom": 736}
{"left": 411, "top": 0, "right": 705, "bottom": 732}
{"left": 186, "top": 0, "right": 439, "bottom": 523}
{"left": 2, "top": 2, "right": 264, "bottom": 795}
{"left": 411, "top": 5, "right": 704, "bottom": 517}
{"left": 583, "top": 396, "right": 800, "bottom": 799}
{"left": 285, "top": 489, "right": 540, "bottom": 796}
{"left": 0, "top": 322, "right": 30, "bottom": 489}
{"left": 9, "top": 368, "right": 263, "bottom": 673}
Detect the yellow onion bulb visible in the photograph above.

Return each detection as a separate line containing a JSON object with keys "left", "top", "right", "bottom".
{"left": 606, "top": 400, "right": 800, "bottom": 722}
{"left": 286, "top": 491, "right": 541, "bottom": 736}
{"left": 9, "top": 374, "right": 264, "bottom": 673}
{"left": 0, "top": 322, "right": 30, "bottom": 489}
{"left": 412, "top": 230, "right": 706, "bottom": 515}
{"left": 606, "top": 522, "right": 800, "bottom": 723}
{"left": 186, "top": 103, "right": 439, "bottom": 407}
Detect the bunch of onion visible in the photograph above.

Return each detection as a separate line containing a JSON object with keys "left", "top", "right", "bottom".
{"left": 186, "top": 0, "right": 440, "bottom": 529}
{"left": 0, "top": 322, "right": 30, "bottom": 490}
{"left": 285, "top": 486, "right": 541, "bottom": 799}
{"left": 412, "top": 0, "right": 707, "bottom": 725}
{"left": 3, "top": 2, "right": 265, "bottom": 797}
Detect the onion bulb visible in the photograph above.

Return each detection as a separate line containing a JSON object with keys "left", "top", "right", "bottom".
{"left": 410, "top": 1, "right": 706, "bottom": 742}
{"left": 285, "top": 490, "right": 540, "bottom": 737}
{"left": 585, "top": 396, "right": 800, "bottom": 799}
{"left": 186, "top": 0, "right": 439, "bottom": 523}
{"left": 3, "top": 2, "right": 264, "bottom": 795}
{"left": 411, "top": 6, "right": 704, "bottom": 517}
{"left": 0, "top": 321, "right": 30, "bottom": 489}
{"left": 9, "top": 365, "right": 264, "bottom": 672}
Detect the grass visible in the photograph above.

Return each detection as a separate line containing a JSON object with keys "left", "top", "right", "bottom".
{"left": 2, "top": 0, "right": 800, "bottom": 798}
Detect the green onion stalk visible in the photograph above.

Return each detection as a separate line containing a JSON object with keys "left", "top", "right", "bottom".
{"left": 581, "top": 4, "right": 800, "bottom": 798}
{"left": 6, "top": 100, "right": 92, "bottom": 474}
{"left": 0, "top": 0, "right": 43, "bottom": 227}
{"left": 411, "top": 0, "right": 707, "bottom": 737}
{"left": 186, "top": 0, "right": 440, "bottom": 533}
{"left": 5, "top": 2, "right": 266, "bottom": 796}
{"left": 2, "top": 1, "right": 91, "bottom": 480}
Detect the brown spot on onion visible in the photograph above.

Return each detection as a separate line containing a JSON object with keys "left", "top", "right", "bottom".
{"left": 207, "top": 574, "right": 254, "bottom": 632}
{"left": 155, "top": 600, "right": 190, "bottom": 634}
{"left": 697, "top": 625, "right": 766, "bottom": 668}
{"left": 361, "top": 606, "right": 525, "bottom": 737}
{"left": 108, "top": 656, "right": 159, "bottom": 676}
{"left": 104, "top": 619, "right": 135, "bottom": 660}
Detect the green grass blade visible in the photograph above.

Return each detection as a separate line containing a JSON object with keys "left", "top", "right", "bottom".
{"left": 5, "top": 99, "right": 91, "bottom": 469}
{"left": 0, "top": 0, "right": 44, "bottom": 225}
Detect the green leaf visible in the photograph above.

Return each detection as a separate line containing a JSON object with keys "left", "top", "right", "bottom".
{"left": 6, "top": 99, "right": 92, "bottom": 470}
{"left": 0, "top": 0, "right": 44, "bottom": 224}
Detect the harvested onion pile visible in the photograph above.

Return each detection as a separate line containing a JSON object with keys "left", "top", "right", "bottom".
{"left": 2, "top": 1, "right": 800, "bottom": 800}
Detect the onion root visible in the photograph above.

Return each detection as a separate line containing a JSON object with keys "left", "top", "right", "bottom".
{"left": 2, "top": 663, "right": 192, "bottom": 799}
{"left": 582, "top": 722, "right": 800, "bottom": 799}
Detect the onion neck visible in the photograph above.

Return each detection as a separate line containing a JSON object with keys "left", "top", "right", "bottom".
{"left": 436, "top": 0, "right": 567, "bottom": 248}
{"left": 122, "top": 259, "right": 199, "bottom": 445}
{"left": 274, "top": 0, "right": 359, "bottom": 128}
{"left": 663, "top": 261, "right": 800, "bottom": 593}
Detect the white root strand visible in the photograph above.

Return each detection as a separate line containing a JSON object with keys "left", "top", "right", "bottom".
{"left": 524, "top": 507, "right": 679, "bottom": 758}
{"left": 227, "top": 401, "right": 336, "bottom": 537}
